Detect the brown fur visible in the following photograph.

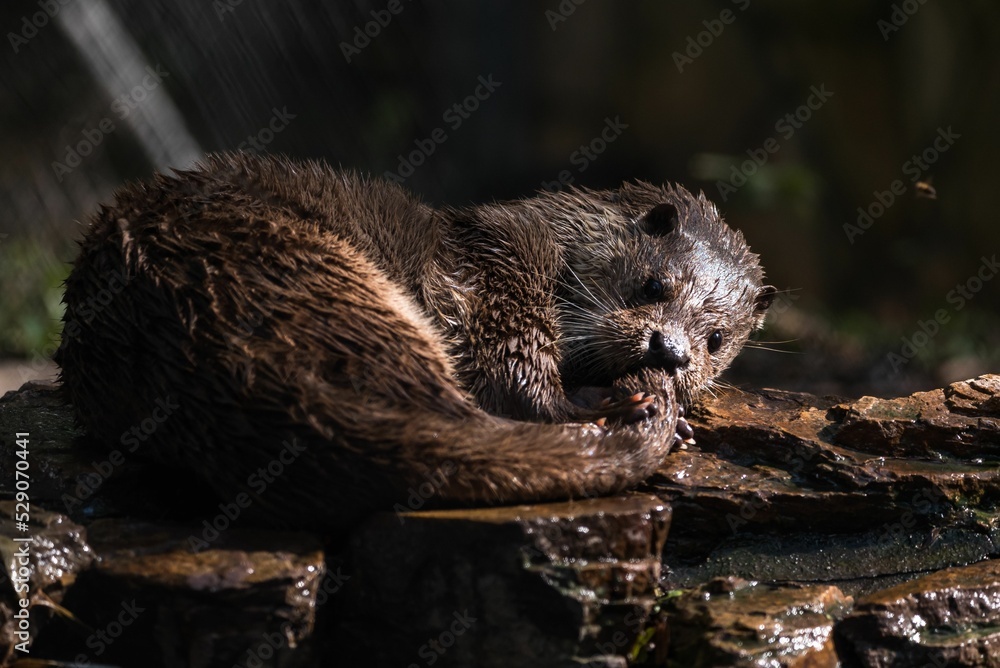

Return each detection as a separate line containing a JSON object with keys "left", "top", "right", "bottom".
{"left": 55, "top": 153, "right": 770, "bottom": 529}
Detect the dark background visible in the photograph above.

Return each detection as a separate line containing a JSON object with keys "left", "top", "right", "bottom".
{"left": 1, "top": 0, "right": 998, "bottom": 397}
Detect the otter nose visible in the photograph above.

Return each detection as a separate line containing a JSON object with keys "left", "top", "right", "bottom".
{"left": 648, "top": 331, "right": 690, "bottom": 375}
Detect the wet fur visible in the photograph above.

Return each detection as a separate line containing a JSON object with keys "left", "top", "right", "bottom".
{"left": 56, "top": 153, "right": 769, "bottom": 529}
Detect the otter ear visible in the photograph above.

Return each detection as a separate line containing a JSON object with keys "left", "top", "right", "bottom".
{"left": 642, "top": 203, "right": 679, "bottom": 237}
{"left": 753, "top": 285, "right": 776, "bottom": 327}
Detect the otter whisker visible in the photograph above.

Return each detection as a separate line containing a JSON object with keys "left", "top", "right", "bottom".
{"left": 561, "top": 265, "right": 620, "bottom": 314}
{"left": 744, "top": 346, "right": 802, "bottom": 354}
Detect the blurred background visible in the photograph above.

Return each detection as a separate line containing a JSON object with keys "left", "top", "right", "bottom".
{"left": 0, "top": 0, "right": 997, "bottom": 397}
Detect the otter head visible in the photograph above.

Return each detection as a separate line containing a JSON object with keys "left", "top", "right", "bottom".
{"left": 555, "top": 181, "right": 774, "bottom": 405}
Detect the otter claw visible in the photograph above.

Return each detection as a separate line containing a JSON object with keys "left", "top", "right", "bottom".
{"left": 623, "top": 393, "right": 656, "bottom": 423}
{"left": 676, "top": 416, "right": 694, "bottom": 440}
{"left": 674, "top": 414, "right": 696, "bottom": 448}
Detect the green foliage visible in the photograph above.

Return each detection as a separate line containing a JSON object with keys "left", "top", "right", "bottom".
{"left": 0, "top": 233, "right": 70, "bottom": 357}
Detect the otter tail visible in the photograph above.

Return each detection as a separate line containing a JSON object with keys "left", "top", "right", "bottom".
{"left": 229, "top": 397, "right": 678, "bottom": 528}
{"left": 342, "top": 396, "right": 678, "bottom": 512}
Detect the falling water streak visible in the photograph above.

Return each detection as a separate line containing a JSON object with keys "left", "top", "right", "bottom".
{"left": 56, "top": 0, "right": 202, "bottom": 171}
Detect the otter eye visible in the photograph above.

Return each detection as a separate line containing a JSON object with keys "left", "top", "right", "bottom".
{"left": 707, "top": 330, "right": 723, "bottom": 354}
{"left": 642, "top": 278, "right": 664, "bottom": 300}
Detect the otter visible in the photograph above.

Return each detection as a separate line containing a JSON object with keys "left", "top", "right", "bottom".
{"left": 55, "top": 153, "right": 772, "bottom": 529}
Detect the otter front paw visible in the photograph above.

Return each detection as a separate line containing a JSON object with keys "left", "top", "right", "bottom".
{"left": 599, "top": 392, "right": 659, "bottom": 425}
{"left": 568, "top": 387, "right": 658, "bottom": 425}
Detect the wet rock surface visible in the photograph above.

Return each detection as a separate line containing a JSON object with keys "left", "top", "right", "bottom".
{"left": 664, "top": 577, "right": 852, "bottom": 668}
{"left": 0, "top": 503, "right": 93, "bottom": 660}
{"left": 32, "top": 520, "right": 325, "bottom": 668}
{"left": 649, "top": 376, "right": 1000, "bottom": 598}
{"left": 0, "top": 375, "right": 997, "bottom": 666}
{"left": 836, "top": 558, "right": 1000, "bottom": 667}
{"left": 333, "top": 495, "right": 670, "bottom": 667}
